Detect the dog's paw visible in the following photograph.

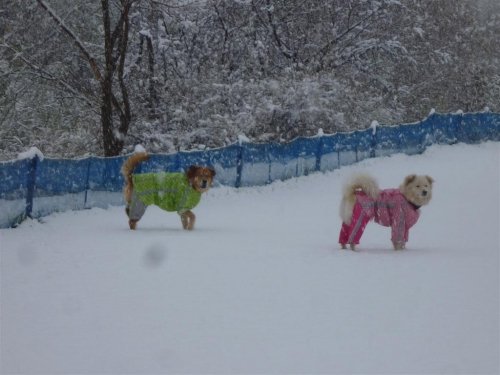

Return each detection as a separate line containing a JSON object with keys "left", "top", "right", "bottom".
{"left": 180, "top": 211, "right": 196, "bottom": 230}
{"left": 393, "top": 242, "right": 406, "bottom": 250}
{"left": 129, "top": 219, "right": 138, "bottom": 230}
{"left": 341, "top": 243, "right": 357, "bottom": 251}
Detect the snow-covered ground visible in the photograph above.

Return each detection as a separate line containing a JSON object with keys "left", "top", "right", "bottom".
{"left": 1, "top": 142, "right": 499, "bottom": 374}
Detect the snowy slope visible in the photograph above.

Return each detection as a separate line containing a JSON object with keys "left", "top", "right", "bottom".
{"left": 1, "top": 142, "right": 499, "bottom": 374}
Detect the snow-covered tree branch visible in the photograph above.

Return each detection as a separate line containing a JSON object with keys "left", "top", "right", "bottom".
{"left": 0, "top": 0, "right": 498, "bottom": 160}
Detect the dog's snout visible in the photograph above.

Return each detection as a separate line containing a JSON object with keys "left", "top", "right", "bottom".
{"left": 422, "top": 190, "right": 427, "bottom": 196}
{"left": 201, "top": 180, "right": 208, "bottom": 189}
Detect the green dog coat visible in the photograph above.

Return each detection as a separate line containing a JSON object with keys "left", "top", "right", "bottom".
{"left": 132, "top": 172, "right": 201, "bottom": 214}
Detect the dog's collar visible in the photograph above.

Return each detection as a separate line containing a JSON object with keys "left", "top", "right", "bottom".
{"left": 407, "top": 200, "right": 421, "bottom": 210}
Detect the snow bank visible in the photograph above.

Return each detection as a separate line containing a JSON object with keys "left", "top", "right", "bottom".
{"left": 1, "top": 142, "right": 498, "bottom": 374}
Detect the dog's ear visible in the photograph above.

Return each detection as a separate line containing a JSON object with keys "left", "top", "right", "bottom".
{"left": 403, "top": 174, "right": 417, "bottom": 186}
{"left": 425, "top": 175, "right": 434, "bottom": 185}
{"left": 186, "top": 165, "right": 199, "bottom": 180}
{"left": 208, "top": 167, "right": 216, "bottom": 177}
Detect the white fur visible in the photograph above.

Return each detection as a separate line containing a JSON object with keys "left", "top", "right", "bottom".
{"left": 399, "top": 174, "right": 434, "bottom": 207}
{"left": 339, "top": 174, "right": 380, "bottom": 224}
{"left": 339, "top": 173, "right": 434, "bottom": 251}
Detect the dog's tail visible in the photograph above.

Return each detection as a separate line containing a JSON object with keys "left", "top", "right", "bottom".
{"left": 121, "top": 152, "right": 149, "bottom": 203}
{"left": 340, "top": 174, "right": 380, "bottom": 224}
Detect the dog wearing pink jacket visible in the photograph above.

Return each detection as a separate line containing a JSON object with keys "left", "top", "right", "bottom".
{"left": 339, "top": 174, "right": 433, "bottom": 251}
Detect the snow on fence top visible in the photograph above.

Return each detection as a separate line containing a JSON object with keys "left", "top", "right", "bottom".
{"left": 1, "top": 111, "right": 499, "bottom": 228}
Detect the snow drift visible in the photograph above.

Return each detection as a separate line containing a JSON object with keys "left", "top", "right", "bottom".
{"left": 1, "top": 142, "right": 499, "bottom": 374}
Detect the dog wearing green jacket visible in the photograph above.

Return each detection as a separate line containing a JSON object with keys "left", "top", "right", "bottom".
{"left": 121, "top": 152, "right": 216, "bottom": 230}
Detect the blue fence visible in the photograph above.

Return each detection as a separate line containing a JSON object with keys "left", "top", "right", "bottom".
{"left": 1, "top": 112, "right": 499, "bottom": 228}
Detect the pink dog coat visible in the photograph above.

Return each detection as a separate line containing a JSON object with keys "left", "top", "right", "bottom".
{"left": 339, "top": 189, "right": 420, "bottom": 245}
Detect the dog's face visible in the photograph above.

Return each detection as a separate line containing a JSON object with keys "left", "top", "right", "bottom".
{"left": 186, "top": 166, "right": 216, "bottom": 193}
{"left": 400, "top": 174, "right": 434, "bottom": 207}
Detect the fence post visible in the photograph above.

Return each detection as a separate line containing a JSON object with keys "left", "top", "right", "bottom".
{"left": 315, "top": 137, "right": 324, "bottom": 172}
{"left": 370, "top": 132, "right": 376, "bottom": 158}
{"left": 235, "top": 144, "right": 243, "bottom": 188}
{"left": 25, "top": 155, "right": 38, "bottom": 219}
{"left": 84, "top": 157, "right": 91, "bottom": 208}
{"left": 174, "top": 152, "right": 181, "bottom": 171}
{"left": 266, "top": 145, "right": 272, "bottom": 184}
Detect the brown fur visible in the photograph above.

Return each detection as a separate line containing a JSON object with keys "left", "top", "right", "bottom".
{"left": 180, "top": 210, "right": 196, "bottom": 230}
{"left": 186, "top": 165, "right": 216, "bottom": 193}
{"left": 121, "top": 152, "right": 149, "bottom": 204}
{"left": 121, "top": 152, "right": 215, "bottom": 230}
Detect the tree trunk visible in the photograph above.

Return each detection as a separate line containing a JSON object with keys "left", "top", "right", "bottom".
{"left": 101, "top": 77, "right": 123, "bottom": 156}
{"left": 101, "top": 0, "right": 128, "bottom": 156}
{"left": 37, "top": 0, "right": 131, "bottom": 157}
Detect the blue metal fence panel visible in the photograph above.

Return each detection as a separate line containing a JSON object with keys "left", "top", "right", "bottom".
{"left": 0, "top": 159, "right": 31, "bottom": 200}
{"left": 341, "top": 130, "right": 373, "bottom": 164}
{"left": 139, "top": 154, "right": 179, "bottom": 175}
{"left": 35, "top": 158, "right": 89, "bottom": 196}
{"left": 1, "top": 112, "right": 499, "bottom": 228}
{"left": 289, "top": 136, "right": 321, "bottom": 177}
{"left": 319, "top": 134, "right": 341, "bottom": 171}
{"left": 433, "top": 113, "right": 461, "bottom": 144}
{"left": 461, "top": 113, "right": 500, "bottom": 143}
{"left": 266, "top": 137, "right": 322, "bottom": 182}
{"left": 267, "top": 143, "right": 286, "bottom": 181}
{"left": 240, "top": 143, "right": 270, "bottom": 186}
{"left": 177, "top": 151, "right": 208, "bottom": 172}
{"left": 373, "top": 124, "right": 404, "bottom": 157}
{"left": 268, "top": 142, "right": 298, "bottom": 181}
{"left": 87, "top": 156, "right": 126, "bottom": 192}
{"left": 0, "top": 159, "right": 32, "bottom": 227}
{"left": 206, "top": 145, "right": 239, "bottom": 187}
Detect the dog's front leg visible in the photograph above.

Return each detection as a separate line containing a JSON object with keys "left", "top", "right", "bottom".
{"left": 180, "top": 211, "right": 196, "bottom": 230}
{"left": 180, "top": 212, "right": 189, "bottom": 229}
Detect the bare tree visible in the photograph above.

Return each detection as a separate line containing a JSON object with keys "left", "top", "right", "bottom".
{"left": 35, "top": 0, "right": 136, "bottom": 156}
{"left": 1, "top": 0, "right": 498, "bottom": 160}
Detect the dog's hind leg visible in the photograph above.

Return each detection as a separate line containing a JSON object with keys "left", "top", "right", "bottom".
{"left": 125, "top": 206, "right": 137, "bottom": 230}
{"left": 339, "top": 222, "right": 358, "bottom": 250}
{"left": 339, "top": 223, "right": 350, "bottom": 250}
{"left": 340, "top": 242, "right": 357, "bottom": 251}
{"left": 339, "top": 200, "right": 372, "bottom": 250}
{"left": 129, "top": 219, "right": 138, "bottom": 230}
{"left": 126, "top": 192, "right": 147, "bottom": 230}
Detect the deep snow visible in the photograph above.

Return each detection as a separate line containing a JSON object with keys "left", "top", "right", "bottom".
{"left": 1, "top": 142, "right": 499, "bottom": 374}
